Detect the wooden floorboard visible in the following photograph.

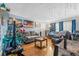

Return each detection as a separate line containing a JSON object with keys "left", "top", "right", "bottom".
{"left": 22, "top": 38, "right": 54, "bottom": 56}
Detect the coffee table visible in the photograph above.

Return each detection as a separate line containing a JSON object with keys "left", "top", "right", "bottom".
{"left": 35, "top": 37, "right": 48, "bottom": 48}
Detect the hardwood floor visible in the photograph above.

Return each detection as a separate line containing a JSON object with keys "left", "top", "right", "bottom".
{"left": 22, "top": 38, "right": 79, "bottom": 56}
{"left": 22, "top": 38, "right": 54, "bottom": 56}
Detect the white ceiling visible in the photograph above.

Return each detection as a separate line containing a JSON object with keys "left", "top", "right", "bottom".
{"left": 6, "top": 3, "right": 79, "bottom": 22}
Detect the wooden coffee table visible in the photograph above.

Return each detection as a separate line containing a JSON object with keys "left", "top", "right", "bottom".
{"left": 35, "top": 37, "right": 48, "bottom": 49}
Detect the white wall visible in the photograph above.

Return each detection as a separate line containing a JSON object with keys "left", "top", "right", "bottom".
{"left": 56, "top": 22, "right": 59, "bottom": 32}
{"left": 76, "top": 16, "right": 79, "bottom": 31}
{"left": 63, "top": 21, "right": 72, "bottom": 32}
